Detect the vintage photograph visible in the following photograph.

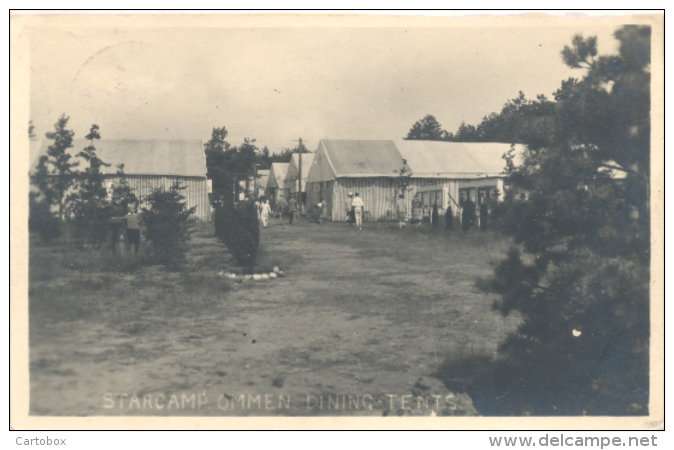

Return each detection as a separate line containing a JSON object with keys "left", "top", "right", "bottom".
{"left": 11, "top": 12, "right": 663, "bottom": 427}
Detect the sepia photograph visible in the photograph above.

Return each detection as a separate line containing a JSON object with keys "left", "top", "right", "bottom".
{"left": 10, "top": 11, "right": 663, "bottom": 429}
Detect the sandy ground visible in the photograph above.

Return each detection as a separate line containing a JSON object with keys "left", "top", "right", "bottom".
{"left": 29, "top": 217, "right": 519, "bottom": 416}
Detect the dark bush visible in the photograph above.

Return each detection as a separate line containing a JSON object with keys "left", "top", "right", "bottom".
{"left": 487, "top": 198, "right": 507, "bottom": 231}
{"left": 431, "top": 204, "right": 440, "bottom": 229}
{"left": 444, "top": 205, "right": 453, "bottom": 231}
{"left": 141, "top": 183, "right": 196, "bottom": 265}
{"left": 214, "top": 201, "right": 260, "bottom": 274}
{"left": 70, "top": 201, "right": 114, "bottom": 247}
{"left": 29, "top": 195, "right": 61, "bottom": 242}
{"left": 461, "top": 200, "right": 476, "bottom": 231}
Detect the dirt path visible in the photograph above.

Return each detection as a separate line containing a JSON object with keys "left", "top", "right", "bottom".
{"left": 29, "top": 219, "right": 518, "bottom": 416}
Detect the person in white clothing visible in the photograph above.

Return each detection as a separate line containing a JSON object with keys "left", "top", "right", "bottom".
{"left": 396, "top": 194, "right": 407, "bottom": 230}
{"left": 259, "top": 198, "right": 272, "bottom": 228}
{"left": 351, "top": 192, "right": 364, "bottom": 228}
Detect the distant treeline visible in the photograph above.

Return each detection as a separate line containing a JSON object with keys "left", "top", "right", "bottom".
{"left": 405, "top": 88, "right": 565, "bottom": 148}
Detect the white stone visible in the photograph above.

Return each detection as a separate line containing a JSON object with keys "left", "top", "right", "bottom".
{"left": 269, "top": 272, "right": 277, "bottom": 279}
{"left": 253, "top": 274, "right": 262, "bottom": 280}
{"left": 273, "top": 266, "right": 280, "bottom": 273}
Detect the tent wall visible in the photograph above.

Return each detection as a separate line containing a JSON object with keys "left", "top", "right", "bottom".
{"left": 328, "top": 178, "right": 450, "bottom": 222}
{"left": 106, "top": 174, "right": 211, "bottom": 222}
{"left": 306, "top": 181, "right": 334, "bottom": 218}
{"left": 313, "top": 176, "right": 502, "bottom": 223}
{"left": 330, "top": 178, "right": 397, "bottom": 222}
{"left": 405, "top": 179, "right": 450, "bottom": 220}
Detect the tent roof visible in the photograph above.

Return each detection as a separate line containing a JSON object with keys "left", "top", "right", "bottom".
{"left": 256, "top": 169, "right": 269, "bottom": 188}
{"left": 266, "top": 163, "right": 289, "bottom": 189}
{"left": 316, "top": 139, "right": 405, "bottom": 178}
{"left": 285, "top": 153, "right": 315, "bottom": 182}
{"left": 394, "top": 140, "right": 525, "bottom": 178}
{"left": 463, "top": 142, "right": 526, "bottom": 173}
{"left": 29, "top": 139, "right": 206, "bottom": 177}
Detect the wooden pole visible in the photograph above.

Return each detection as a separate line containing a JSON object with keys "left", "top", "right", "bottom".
{"left": 293, "top": 138, "right": 304, "bottom": 214}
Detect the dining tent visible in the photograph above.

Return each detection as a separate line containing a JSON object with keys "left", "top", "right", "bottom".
{"left": 394, "top": 140, "right": 526, "bottom": 219}
{"left": 30, "top": 139, "right": 211, "bottom": 221}
{"left": 305, "top": 139, "right": 408, "bottom": 221}
{"left": 307, "top": 139, "right": 525, "bottom": 222}
{"left": 284, "top": 153, "right": 315, "bottom": 208}
{"left": 265, "top": 162, "right": 289, "bottom": 202}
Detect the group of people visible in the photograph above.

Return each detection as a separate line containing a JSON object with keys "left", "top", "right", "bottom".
{"left": 252, "top": 192, "right": 365, "bottom": 228}
{"left": 253, "top": 194, "right": 300, "bottom": 227}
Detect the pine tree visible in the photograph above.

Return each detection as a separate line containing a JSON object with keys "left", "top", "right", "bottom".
{"left": 71, "top": 124, "right": 111, "bottom": 245}
{"left": 31, "top": 114, "right": 79, "bottom": 222}
{"left": 475, "top": 26, "right": 651, "bottom": 415}
{"left": 141, "top": 183, "right": 196, "bottom": 264}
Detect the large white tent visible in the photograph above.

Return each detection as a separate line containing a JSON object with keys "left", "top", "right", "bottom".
{"left": 30, "top": 139, "right": 211, "bottom": 221}
{"left": 306, "top": 139, "right": 407, "bottom": 221}
{"left": 284, "top": 153, "right": 315, "bottom": 208}
{"left": 265, "top": 162, "right": 289, "bottom": 201}
{"left": 306, "top": 139, "right": 525, "bottom": 222}
{"left": 394, "top": 140, "right": 526, "bottom": 213}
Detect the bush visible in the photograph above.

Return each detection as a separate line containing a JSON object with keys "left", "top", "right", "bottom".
{"left": 214, "top": 201, "right": 260, "bottom": 273}
{"left": 29, "top": 195, "right": 61, "bottom": 242}
{"left": 487, "top": 199, "right": 507, "bottom": 231}
{"left": 70, "top": 200, "right": 115, "bottom": 247}
{"left": 461, "top": 200, "right": 476, "bottom": 231}
{"left": 141, "top": 183, "right": 196, "bottom": 265}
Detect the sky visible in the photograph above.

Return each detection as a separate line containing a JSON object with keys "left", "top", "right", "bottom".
{"left": 28, "top": 15, "right": 627, "bottom": 154}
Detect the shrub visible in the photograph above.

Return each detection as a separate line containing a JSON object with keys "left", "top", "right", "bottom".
{"left": 141, "top": 183, "right": 196, "bottom": 265}
{"left": 29, "top": 194, "right": 61, "bottom": 242}
{"left": 70, "top": 200, "right": 115, "bottom": 247}
{"left": 214, "top": 201, "right": 260, "bottom": 273}
{"left": 461, "top": 200, "right": 476, "bottom": 231}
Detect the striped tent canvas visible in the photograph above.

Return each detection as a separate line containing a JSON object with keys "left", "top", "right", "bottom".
{"left": 29, "top": 139, "right": 211, "bottom": 221}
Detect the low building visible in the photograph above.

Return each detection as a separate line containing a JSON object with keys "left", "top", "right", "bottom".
{"left": 265, "top": 162, "right": 289, "bottom": 202}
{"left": 284, "top": 153, "right": 315, "bottom": 209}
{"left": 394, "top": 140, "right": 526, "bottom": 221}
{"left": 306, "top": 139, "right": 525, "bottom": 222}
{"left": 255, "top": 169, "right": 270, "bottom": 198}
{"left": 305, "top": 139, "right": 407, "bottom": 221}
{"left": 30, "top": 139, "right": 211, "bottom": 221}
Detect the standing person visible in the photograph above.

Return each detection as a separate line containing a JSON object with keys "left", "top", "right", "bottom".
{"left": 396, "top": 194, "right": 407, "bottom": 229}
{"left": 320, "top": 197, "right": 329, "bottom": 224}
{"left": 269, "top": 197, "right": 277, "bottom": 219}
{"left": 109, "top": 201, "right": 126, "bottom": 253}
{"left": 462, "top": 199, "right": 476, "bottom": 231}
{"left": 346, "top": 192, "right": 355, "bottom": 225}
{"left": 125, "top": 205, "right": 141, "bottom": 254}
{"left": 445, "top": 204, "right": 453, "bottom": 231}
{"left": 276, "top": 196, "right": 288, "bottom": 223}
{"left": 479, "top": 201, "right": 489, "bottom": 232}
{"left": 313, "top": 199, "right": 322, "bottom": 224}
{"left": 254, "top": 197, "right": 261, "bottom": 222}
{"left": 432, "top": 203, "right": 440, "bottom": 230}
{"left": 259, "top": 198, "right": 272, "bottom": 228}
{"left": 288, "top": 195, "right": 298, "bottom": 225}
{"left": 351, "top": 192, "right": 364, "bottom": 229}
